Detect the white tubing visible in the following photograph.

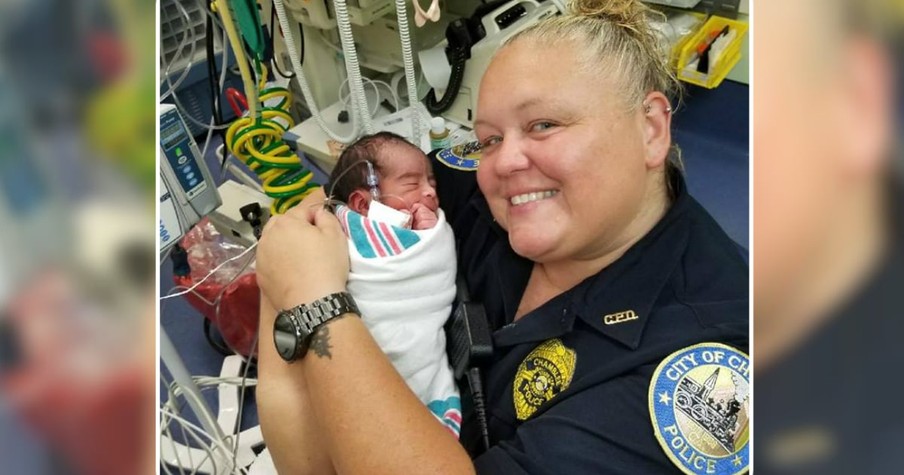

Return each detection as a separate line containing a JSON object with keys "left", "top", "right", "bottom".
{"left": 272, "top": 0, "right": 360, "bottom": 142}
{"left": 332, "top": 0, "right": 375, "bottom": 134}
{"left": 393, "top": 0, "right": 423, "bottom": 141}
{"left": 160, "top": 0, "right": 198, "bottom": 101}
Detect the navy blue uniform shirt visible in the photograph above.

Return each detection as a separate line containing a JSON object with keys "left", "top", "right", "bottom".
{"left": 432, "top": 156, "right": 749, "bottom": 474}
{"left": 755, "top": 178, "right": 904, "bottom": 475}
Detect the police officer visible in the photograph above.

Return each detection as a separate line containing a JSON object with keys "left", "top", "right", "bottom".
{"left": 254, "top": 0, "right": 749, "bottom": 473}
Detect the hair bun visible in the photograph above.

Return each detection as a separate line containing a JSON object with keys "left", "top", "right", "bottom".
{"left": 570, "top": 0, "right": 652, "bottom": 35}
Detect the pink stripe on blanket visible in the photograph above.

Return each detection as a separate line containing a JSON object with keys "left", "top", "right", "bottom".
{"left": 361, "top": 217, "right": 387, "bottom": 257}
{"left": 377, "top": 222, "right": 403, "bottom": 255}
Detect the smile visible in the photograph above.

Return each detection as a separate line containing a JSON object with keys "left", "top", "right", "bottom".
{"left": 510, "top": 190, "right": 559, "bottom": 206}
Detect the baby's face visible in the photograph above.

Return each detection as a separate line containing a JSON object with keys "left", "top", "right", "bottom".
{"left": 377, "top": 143, "right": 439, "bottom": 213}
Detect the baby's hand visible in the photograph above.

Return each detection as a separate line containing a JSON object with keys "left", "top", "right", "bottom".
{"left": 410, "top": 203, "right": 438, "bottom": 230}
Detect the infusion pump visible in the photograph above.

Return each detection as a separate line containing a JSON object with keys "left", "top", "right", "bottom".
{"left": 158, "top": 103, "right": 221, "bottom": 254}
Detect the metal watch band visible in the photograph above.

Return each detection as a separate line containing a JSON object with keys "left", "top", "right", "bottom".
{"left": 274, "top": 291, "right": 360, "bottom": 361}
{"left": 290, "top": 291, "right": 360, "bottom": 334}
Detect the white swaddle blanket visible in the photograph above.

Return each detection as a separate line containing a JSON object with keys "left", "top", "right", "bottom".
{"left": 335, "top": 205, "right": 461, "bottom": 436}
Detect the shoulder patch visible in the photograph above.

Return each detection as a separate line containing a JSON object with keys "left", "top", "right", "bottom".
{"left": 513, "top": 338, "right": 576, "bottom": 420}
{"left": 649, "top": 343, "right": 749, "bottom": 475}
{"left": 435, "top": 142, "right": 481, "bottom": 171}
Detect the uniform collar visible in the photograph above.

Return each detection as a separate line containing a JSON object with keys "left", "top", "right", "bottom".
{"left": 572, "top": 174, "right": 692, "bottom": 349}
{"left": 476, "top": 174, "right": 693, "bottom": 350}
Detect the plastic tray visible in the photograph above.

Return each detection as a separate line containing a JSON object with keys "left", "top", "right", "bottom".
{"left": 675, "top": 15, "right": 748, "bottom": 89}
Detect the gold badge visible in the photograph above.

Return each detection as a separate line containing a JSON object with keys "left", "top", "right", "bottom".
{"left": 513, "top": 339, "right": 577, "bottom": 420}
{"left": 604, "top": 310, "right": 639, "bottom": 325}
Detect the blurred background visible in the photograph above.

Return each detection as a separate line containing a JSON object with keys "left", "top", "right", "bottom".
{"left": 755, "top": 0, "right": 903, "bottom": 474}
{"left": 20, "top": 0, "right": 904, "bottom": 472}
{"left": 156, "top": 0, "right": 749, "bottom": 473}
{"left": 0, "top": 0, "right": 155, "bottom": 474}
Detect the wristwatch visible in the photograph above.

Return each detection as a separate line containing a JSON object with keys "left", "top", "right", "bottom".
{"left": 273, "top": 291, "right": 360, "bottom": 361}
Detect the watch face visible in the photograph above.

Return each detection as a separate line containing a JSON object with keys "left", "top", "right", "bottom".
{"left": 273, "top": 312, "right": 302, "bottom": 361}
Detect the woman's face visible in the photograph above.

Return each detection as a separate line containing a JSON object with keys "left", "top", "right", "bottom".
{"left": 475, "top": 42, "right": 661, "bottom": 264}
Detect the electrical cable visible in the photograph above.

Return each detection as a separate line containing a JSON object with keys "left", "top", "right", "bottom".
{"left": 196, "top": 0, "right": 227, "bottom": 33}
{"left": 468, "top": 367, "right": 491, "bottom": 452}
{"left": 390, "top": 69, "right": 407, "bottom": 107}
{"left": 371, "top": 79, "right": 400, "bottom": 111}
{"left": 225, "top": 74, "right": 319, "bottom": 214}
{"left": 215, "top": 0, "right": 259, "bottom": 119}
{"left": 425, "top": 47, "right": 466, "bottom": 114}
{"left": 298, "top": 21, "right": 305, "bottom": 66}
{"left": 160, "top": 367, "right": 260, "bottom": 474}
{"left": 269, "top": 4, "right": 296, "bottom": 79}
{"left": 160, "top": 0, "right": 198, "bottom": 101}
{"left": 218, "top": 0, "right": 320, "bottom": 214}
{"left": 230, "top": 331, "right": 259, "bottom": 471}
{"left": 160, "top": 242, "right": 258, "bottom": 301}
{"left": 332, "top": 0, "right": 374, "bottom": 134}
{"left": 338, "top": 76, "right": 381, "bottom": 118}
{"left": 163, "top": 29, "right": 235, "bottom": 135}
{"left": 206, "top": 12, "right": 226, "bottom": 147}
{"left": 161, "top": 405, "right": 249, "bottom": 474}
{"left": 160, "top": 375, "right": 225, "bottom": 474}
{"left": 273, "top": 0, "right": 361, "bottom": 143}
{"left": 164, "top": 361, "right": 260, "bottom": 473}
{"left": 160, "top": 224, "right": 260, "bottom": 475}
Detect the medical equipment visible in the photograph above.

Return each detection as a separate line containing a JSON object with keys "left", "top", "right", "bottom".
{"left": 277, "top": 0, "right": 458, "bottom": 164}
{"left": 439, "top": 0, "right": 560, "bottom": 127}
{"left": 160, "top": 103, "right": 222, "bottom": 255}
{"left": 223, "top": 75, "right": 319, "bottom": 214}
{"left": 207, "top": 181, "right": 273, "bottom": 248}
{"left": 282, "top": 0, "right": 397, "bottom": 30}
{"left": 365, "top": 159, "right": 381, "bottom": 201}
{"left": 205, "top": 0, "right": 319, "bottom": 215}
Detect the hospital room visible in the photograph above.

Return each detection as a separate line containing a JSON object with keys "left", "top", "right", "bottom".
{"left": 158, "top": 0, "right": 749, "bottom": 473}
{"left": 1, "top": 0, "right": 902, "bottom": 472}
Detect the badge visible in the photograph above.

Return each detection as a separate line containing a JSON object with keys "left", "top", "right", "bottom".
{"left": 649, "top": 343, "right": 750, "bottom": 475}
{"left": 436, "top": 142, "right": 481, "bottom": 171}
{"left": 513, "top": 338, "right": 576, "bottom": 420}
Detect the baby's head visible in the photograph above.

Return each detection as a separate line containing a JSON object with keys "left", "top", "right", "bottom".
{"left": 328, "top": 132, "right": 439, "bottom": 228}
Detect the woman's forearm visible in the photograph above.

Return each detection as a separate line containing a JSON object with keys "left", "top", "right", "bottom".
{"left": 302, "top": 315, "right": 474, "bottom": 475}
{"left": 258, "top": 296, "right": 335, "bottom": 475}
{"left": 259, "top": 295, "right": 475, "bottom": 475}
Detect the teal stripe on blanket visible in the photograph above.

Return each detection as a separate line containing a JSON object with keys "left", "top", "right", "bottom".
{"left": 346, "top": 211, "right": 377, "bottom": 258}
{"left": 340, "top": 205, "right": 422, "bottom": 259}
{"left": 395, "top": 226, "right": 420, "bottom": 251}
{"left": 427, "top": 396, "right": 462, "bottom": 435}
{"left": 374, "top": 224, "right": 393, "bottom": 255}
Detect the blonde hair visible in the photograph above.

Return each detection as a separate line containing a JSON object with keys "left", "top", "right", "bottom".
{"left": 507, "top": 0, "right": 681, "bottom": 111}
{"left": 504, "top": 0, "right": 685, "bottom": 197}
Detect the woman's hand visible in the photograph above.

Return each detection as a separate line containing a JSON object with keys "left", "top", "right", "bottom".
{"left": 256, "top": 205, "right": 350, "bottom": 310}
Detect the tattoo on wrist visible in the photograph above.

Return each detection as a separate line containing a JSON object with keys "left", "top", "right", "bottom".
{"left": 310, "top": 325, "right": 333, "bottom": 359}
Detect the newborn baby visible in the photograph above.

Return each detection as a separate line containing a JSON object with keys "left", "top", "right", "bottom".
{"left": 326, "top": 131, "right": 461, "bottom": 436}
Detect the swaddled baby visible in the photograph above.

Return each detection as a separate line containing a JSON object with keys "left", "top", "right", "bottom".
{"left": 327, "top": 131, "right": 461, "bottom": 436}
